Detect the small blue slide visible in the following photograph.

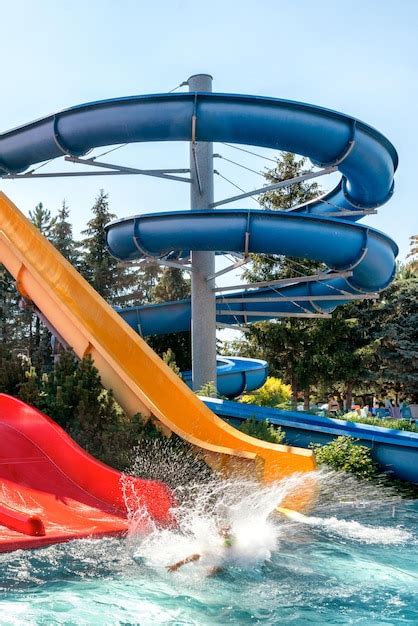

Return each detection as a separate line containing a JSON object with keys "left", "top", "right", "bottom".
{"left": 0, "top": 91, "right": 397, "bottom": 399}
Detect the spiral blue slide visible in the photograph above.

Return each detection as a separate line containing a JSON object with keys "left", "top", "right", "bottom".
{"left": 0, "top": 91, "right": 398, "bottom": 398}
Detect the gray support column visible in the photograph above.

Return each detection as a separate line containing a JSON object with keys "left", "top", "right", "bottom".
{"left": 188, "top": 73, "right": 217, "bottom": 392}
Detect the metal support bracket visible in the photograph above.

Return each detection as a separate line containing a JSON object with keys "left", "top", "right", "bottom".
{"left": 210, "top": 165, "right": 337, "bottom": 208}
{"left": 216, "top": 309, "right": 332, "bottom": 319}
{"left": 206, "top": 257, "right": 249, "bottom": 281}
{"left": 212, "top": 270, "right": 355, "bottom": 293}
{"left": 217, "top": 293, "right": 378, "bottom": 304}
{"left": 65, "top": 156, "right": 191, "bottom": 183}
{"left": 130, "top": 254, "right": 194, "bottom": 273}
{"left": 216, "top": 322, "right": 244, "bottom": 331}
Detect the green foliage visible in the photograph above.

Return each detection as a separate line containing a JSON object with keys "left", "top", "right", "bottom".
{"left": 146, "top": 267, "right": 192, "bottom": 370}
{"left": 342, "top": 412, "right": 417, "bottom": 432}
{"left": 18, "top": 365, "right": 44, "bottom": 406}
{"left": 80, "top": 189, "right": 140, "bottom": 306}
{"left": 195, "top": 380, "right": 220, "bottom": 398}
{"left": 241, "top": 376, "right": 291, "bottom": 407}
{"left": 151, "top": 267, "right": 190, "bottom": 303}
{"left": 260, "top": 152, "right": 322, "bottom": 210}
{"left": 29, "top": 202, "right": 57, "bottom": 238}
{"left": 311, "top": 436, "right": 378, "bottom": 480}
{"left": 147, "top": 332, "right": 191, "bottom": 372}
{"left": 0, "top": 348, "right": 27, "bottom": 396}
{"left": 239, "top": 153, "right": 326, "bottom": 406}
{"left": 0, "top": 267, "right": 20, "bottom": 346}
{"left": 239, "top": 418, "right": 285, "bottom": 444}
{"left": 162, "top": 348, "right": 181, "bottom": 376}
{"left": 51, "top": 200, "right": 79, "bottom": 266}
{"left": 407, "top": 234, "right": 418, "bottom": 271}
{"left": 371, "top": 270, "right": 418, "bottom": 402}
{"left": 0, "top": 350, "right": 149, "bottom": 470}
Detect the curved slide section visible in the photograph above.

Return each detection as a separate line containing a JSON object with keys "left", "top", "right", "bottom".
{"left": 182, "top": 357, "right": 268, "bottom": 398}
{"left": 108, "top": 208, "right": 397, "bottom": 327}
{"left": 0, "top": 193, "right": 316, "bottom": 499}
{"left": 0, "top": 394, "right": 173, "bottom": 552}
{"left": 0, "top": 92, "right": 397, "bottom": 215}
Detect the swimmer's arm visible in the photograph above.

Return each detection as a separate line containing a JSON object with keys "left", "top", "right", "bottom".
{"left": 166, "top": 553, "right": 201, "bottom": 572}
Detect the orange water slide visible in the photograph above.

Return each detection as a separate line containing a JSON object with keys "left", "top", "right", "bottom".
{"left": 0, "top": 192, "right": 316, "bottom": 506}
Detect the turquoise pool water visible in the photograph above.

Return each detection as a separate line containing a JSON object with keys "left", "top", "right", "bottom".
{"left": 1, "top": 473, "right": 417, "bottom": 625}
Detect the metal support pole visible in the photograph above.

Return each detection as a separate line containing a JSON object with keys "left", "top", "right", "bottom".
{"left": 189, "top": 73, "right": 217, "bottom": 392}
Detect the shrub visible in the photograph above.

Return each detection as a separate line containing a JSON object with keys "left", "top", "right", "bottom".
{"left": 341, "top": 412, "right": 417, "bottom": 433}
{"left": 311, "top": 436, "right": 378, "bottom": 480}
{"left": 239, "top": 418, "right": 285, "bottom": 444}
{"left": 241, "top": 376, "right": 291, "bottom": 408}
{"left": 195, "top": 380, "right": 226, "bottom": 399}
{"left": 162, "top": 348, "right": 181, "bottom": 376}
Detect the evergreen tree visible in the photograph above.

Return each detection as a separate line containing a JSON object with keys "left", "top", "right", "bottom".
{"left": 0, "top": 266, "right": 19, "bottom": 346}
{"left": 147, "top": 267, "right": 192, "bottom": 371}
{"left": 51, "top": 200, "right": 79, "bottom": 266}
{"left": 245, "top": 152, "right": 324, "bottom": 283}
{"left": 0, "top": 346, "right": 26, "bottom": 396}
{"left": 27, "top": 202, "right": 56, "bottom": 369}
{"left": 42, "top": 350, "right": 79, "bottom": 428}
{"left": 151, "top": 267, "right": 191, "bottom": 302}
{"left": 138, "top": 263, "right": 162, "bottom": 303}
{"left": 239, "top": 153, "right": 325, "bottom": 406}
{"left": 80, "top": 190, "right": 139, "bottom": 305}
{"left": 313, "top": 300, "right": 378, "bottom": 409}
{"left": 29, "top": 202, "right": 57, "bottom": 238}
{"left": 372, "top": 266, "right": 418, "bottom": 402}
{"left": 407, "top": 234, "right": 418, "bottom": 272}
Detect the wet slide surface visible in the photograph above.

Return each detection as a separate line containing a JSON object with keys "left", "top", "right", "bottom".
{"left": 0, "top": 395, "right": 173, "bottom": 552}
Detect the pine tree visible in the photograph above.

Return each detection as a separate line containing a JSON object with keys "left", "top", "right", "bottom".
{"left": 239, "top": 153, "right": 325, "bottom": 407}
{"left": 51, "top": 200, "right": 79, "bottom": 266}
{"left": 29, "top": 202, "right": 57, "bottom": 238}
{"left": 407, "top": 234, "right": 418, "bottom": 272}
{"left": 27, "top": 202, "right": 56, "bottom": 369}
{"left": 80, "top": 190, "right": 139, "bottom": 305}
{"left": 313, "top": 300, "right": 378, "bottom": 409}
{"left": 0, "top": 266, "right": 19, "bottom": 346}
{"left": 0, "top": 346, "right": 26, "bottom": 396}
{"left": 147, "top": 267, "right": 192, "bottom": 371}
{"left": 245, "top": 152, "right": 324, "bottom": 283}
{"left": 372, "top": 267, "right": 418, "bottom": 402}
{"left": 151, "top": 268, "right": 191, "bottom": 302}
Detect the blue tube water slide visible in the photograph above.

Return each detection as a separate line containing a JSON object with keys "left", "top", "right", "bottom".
{"left": 0, "top": 91, "right": 398, "bottom": 399}
{"left": 203, "top": 397, "right": 418, "bottom": 483}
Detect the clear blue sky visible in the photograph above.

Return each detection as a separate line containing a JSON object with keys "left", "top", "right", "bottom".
{"left": 0, "top": 0, "right": 417, "bottom": 260}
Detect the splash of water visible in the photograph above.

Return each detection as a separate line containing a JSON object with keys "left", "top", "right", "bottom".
{"left": 127, "top": 472, "right": 315, "bottom": 575}
{"left": 122, "top": 438, "right": 415, "bottom": 577}
{"left": 280, "top": 510, "right": 412, "bottom": 544}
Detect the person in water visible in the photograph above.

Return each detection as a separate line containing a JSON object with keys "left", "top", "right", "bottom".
{"left": 166, "top": 524, "right": 233, "bottom": 575}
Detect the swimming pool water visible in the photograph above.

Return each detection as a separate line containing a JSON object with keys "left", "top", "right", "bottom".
{"left": 0, "top": 475, "right": 417, "bottom": 625}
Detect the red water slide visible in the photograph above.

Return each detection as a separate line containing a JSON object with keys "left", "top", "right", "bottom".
{"left": 0, "top": 394, "right": 174, "bottom": 552}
